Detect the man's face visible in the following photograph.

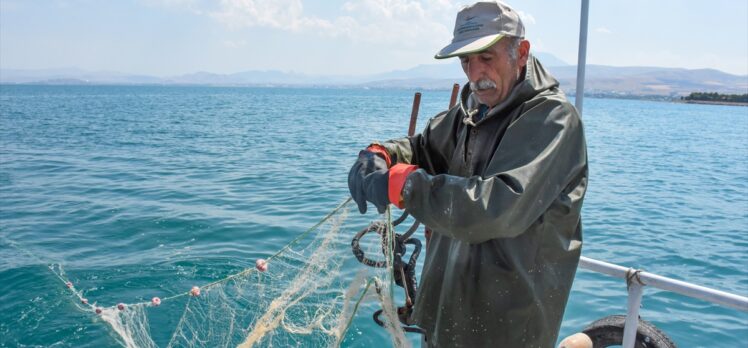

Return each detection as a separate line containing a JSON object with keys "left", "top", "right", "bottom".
{"left": 459, "top": 38, "right": 528, "bottom": 107}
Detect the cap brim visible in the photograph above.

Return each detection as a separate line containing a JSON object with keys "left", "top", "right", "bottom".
{"left": 434, "top": 34, "right": 504, "bottom": 59}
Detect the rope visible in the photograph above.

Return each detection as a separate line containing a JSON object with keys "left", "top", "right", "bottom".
{"left": 143, "top": 197, "right": 352, "bottom": 305}
{"left": 349, "top": 205, "right": 424, "bottom": 337}
{"left": 626, "top": 267, "right": 645, "bottom": 290}
{"left": 337, "top": 278, "right": 374, "bottom": 347}
{"left": 385, "top": 207, "right": 396, "bottom": 301}
{"left": 4, "top": 197, "right": 353, "bottom": 310}
{"left": 157, "top": 197, "right": 354, "bottom": 304}
{"left": 7, "top": 196, "right": 398, "bottom": 345}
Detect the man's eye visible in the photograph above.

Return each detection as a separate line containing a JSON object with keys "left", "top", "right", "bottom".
{"left": 480, "top": 55, "right": 492, "bottom": 62}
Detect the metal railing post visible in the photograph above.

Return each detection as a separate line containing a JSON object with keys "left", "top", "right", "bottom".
{"left": 575, "top": 0, "right": 590, "bottom": 116}
{"left": 579, "top": 256, "right": 748, "bottom": 312}
{"left": 623, "top": 280, "right": 644, "bottom": 348}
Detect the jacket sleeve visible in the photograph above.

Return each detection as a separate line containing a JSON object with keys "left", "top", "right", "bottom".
{"left": 401, "top": 100, "right": 587, "bottom": 244}
{"left": 377, "top": 107, "right": 461, "bottom": 174}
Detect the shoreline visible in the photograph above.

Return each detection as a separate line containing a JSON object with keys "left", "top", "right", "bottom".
{"left": 3, "top": 83, "right": 748, "bottom": 107}
{"left": 679, "top": 100, "right": 748, "bottom": 107}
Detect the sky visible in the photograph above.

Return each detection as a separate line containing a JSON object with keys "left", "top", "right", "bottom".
{"left": 1, "top": 0, "right": 747, "bottom": 77}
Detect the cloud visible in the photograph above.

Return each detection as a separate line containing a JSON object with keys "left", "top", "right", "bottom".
{"left": 594, "top": 27, "right": 612, "bottom": 34}
{"left": 208, "top": 0, "right": 457, "bottom": 47}
{"left": 211, "top": 0, "right": 333, "bottom": 31}
{"left": 336, "top": 0, "right": 456, "bottom": 46}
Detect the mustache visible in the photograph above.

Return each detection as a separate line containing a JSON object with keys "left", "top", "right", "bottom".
{"left": 469, "top": 79, "right": 497, "bottom": 91}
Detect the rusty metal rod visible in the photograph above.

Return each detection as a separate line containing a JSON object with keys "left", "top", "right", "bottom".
{"left": 408, "top": 92, "right": 421, "bottom": 137}
{"left": 449, "top": 83, "right": 460, "bottom": 108}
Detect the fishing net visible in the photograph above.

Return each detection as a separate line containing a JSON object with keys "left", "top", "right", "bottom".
{"left": 3, "top": 199, "right": 416, "bottom": 348}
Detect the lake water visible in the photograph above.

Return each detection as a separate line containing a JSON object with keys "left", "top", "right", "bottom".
{"left": 1, "top": 85, "right": 746, "bottom": 347}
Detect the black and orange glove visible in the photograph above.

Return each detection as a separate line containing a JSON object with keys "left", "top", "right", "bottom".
{"left": 348, "top": 145, "right": 390, "bottom": 214}
{"left": 347, "top": 145, "right": 417, "bottom": 214}
{"left": 387, "top": 163, "right": 418, "bottom": 209}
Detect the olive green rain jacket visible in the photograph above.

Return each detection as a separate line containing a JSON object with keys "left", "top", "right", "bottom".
{"left": 380, "top": 56, "right": 588, "bottom": 347}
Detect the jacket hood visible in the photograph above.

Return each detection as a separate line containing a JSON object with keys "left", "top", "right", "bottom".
{"left": 459, "top": 54, "right": 560, "bottom": 124}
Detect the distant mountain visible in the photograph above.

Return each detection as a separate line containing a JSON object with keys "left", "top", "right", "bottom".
{"left": 366, "top": 63, "right": 463, "bottom": 81}
{"left": 357, "top": 61, "right": 747, "bottom": 96}
{"left": 0, "top": 52, "right": 568, "bottom": 86}
{"left": 365, "top": 52, "right": 569, "bottom": 82}
{"left": 534, "top": 52, "right": 571, "bottom": 67}
{"left": 544, "top": 65, "right": 748, "bottom": 96}
{"left": 0, "top": 68, "right": 162, "bottom": 84}
{"left": 164, "top": 70, "right": 323, "bottom": 85}
{"left": 2, "top": 51, "right": 746, "bottom": 97}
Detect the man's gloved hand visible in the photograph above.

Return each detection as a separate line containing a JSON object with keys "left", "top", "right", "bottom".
{"left": 362, "top": 168, "right": 390, "bottom": 214}
{"left": 348, "top": 150, "right": 390, "bottom": 214}
{"left": 348, "top": 145, "right": 418, "bottom": 214}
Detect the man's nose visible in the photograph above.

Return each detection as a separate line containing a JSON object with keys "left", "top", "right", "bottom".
{"left": 465, "top": 57, "right": 485, "bottom": 82}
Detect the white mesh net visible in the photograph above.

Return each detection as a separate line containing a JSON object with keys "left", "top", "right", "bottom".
{"left": 4, "top": 199, "right": 415, "bottom": 348}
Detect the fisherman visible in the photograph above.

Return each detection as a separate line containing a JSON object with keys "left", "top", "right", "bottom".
{"left": 348, "top": 1, "right": 588, "bottom": 347}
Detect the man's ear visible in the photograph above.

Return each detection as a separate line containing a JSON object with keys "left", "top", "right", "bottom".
{"left": 518, "top": 40, "right": 531, "bottom": 67}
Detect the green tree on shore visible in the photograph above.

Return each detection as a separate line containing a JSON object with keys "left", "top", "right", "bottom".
{"left": 682, "top": 92, "right": 748, "bottom": 103}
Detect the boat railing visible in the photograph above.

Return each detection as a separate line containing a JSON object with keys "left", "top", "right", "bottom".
{"left": 577, "top": 256, "right": 748, "bottom": 348}
{"left": 570, "top": 0, "right": 747, "bottom": 342}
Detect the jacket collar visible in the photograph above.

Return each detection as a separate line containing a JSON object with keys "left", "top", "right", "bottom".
{"left": 459, "top": 54, "right": 559, "bottom": 126}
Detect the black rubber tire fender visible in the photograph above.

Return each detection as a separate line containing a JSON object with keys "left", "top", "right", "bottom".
{"left": 582, "top": 315, "right": 677, "bottom": 348}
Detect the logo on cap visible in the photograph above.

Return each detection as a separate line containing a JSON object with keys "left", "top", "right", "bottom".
{"left": 457, "top": 20, "right": 483, "bottom": 35}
